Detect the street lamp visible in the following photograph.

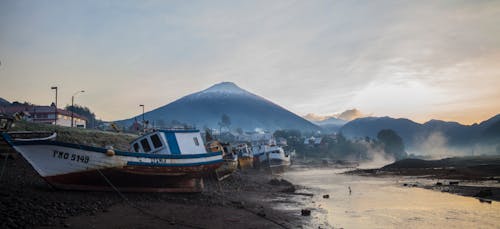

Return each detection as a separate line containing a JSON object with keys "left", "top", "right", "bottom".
{"left": 51, "top": 86, "right": 58, "bottom": 125}
{"left": 139, "top": 104, "right": 145, "bottom": 131}
{"left": 71, "top": 90, "right": 85, "bottom": 127}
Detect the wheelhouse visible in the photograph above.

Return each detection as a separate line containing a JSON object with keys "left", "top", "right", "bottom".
{"left": 130, "top": 129, "right": 207, "bottom": 155}
{"left": 233, "top": 143, "right": 252, "bottom": 157}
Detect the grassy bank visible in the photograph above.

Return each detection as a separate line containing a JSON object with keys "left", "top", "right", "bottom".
{"left": 9, "top": 121, "right": 138, "bottom": 151}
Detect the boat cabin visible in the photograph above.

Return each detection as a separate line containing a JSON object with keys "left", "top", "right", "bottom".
{"left": 233, "top": 143, "right": 252, "bottom": 157}
{"left": 0, "top": 115, "right": 14, "bottom": 132}
{"left": 130, "top": 130, "right": 207, "bottom": 155}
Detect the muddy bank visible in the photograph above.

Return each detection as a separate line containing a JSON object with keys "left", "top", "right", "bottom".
{"left": 0, "top": 156, "right": 312, "bottom": 228}
{"left": 348, "top": 156, "right": 500, "bottom": 201}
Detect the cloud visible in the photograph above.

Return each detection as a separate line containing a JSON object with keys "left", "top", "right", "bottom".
{"left": 303, "top": 113, "right": 336, "bottom": 122}
{"left": 337, "top": 109, "right": 367, "bottom": 121}
{"left": 0, "top": 0, "right": 499, "bottom": 123}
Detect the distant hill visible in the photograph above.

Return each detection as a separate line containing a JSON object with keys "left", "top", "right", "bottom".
{"left": 0, "top": 97, "right": 10, "bottom": 106}
{"left": 340, "top": 117, "right": 421, "bottom": 145}
{"left": 115, "top": 82, "right": 320, "bottom": 132}
{"left": 313, "top": 117, "right": 347, "bottom": 133}
{"left": 340, "top": 114, "right": 500, "bottom": 155}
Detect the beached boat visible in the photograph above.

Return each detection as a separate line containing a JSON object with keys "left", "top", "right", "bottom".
{"left": 252, "top": 140, "right": 291, "bottom": 172}
{"left": 233, "top": 143, "right": 253, "bottom": 170}
{"left": 2, "top": 129, "right": 223, "bottom": 192}
{"left": 213, "top": 142, "right": 238, "bottom": 180}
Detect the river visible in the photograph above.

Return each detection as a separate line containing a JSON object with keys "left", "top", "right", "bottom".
{"left": 279, "top": 168, "right": 500, "bottom": 229}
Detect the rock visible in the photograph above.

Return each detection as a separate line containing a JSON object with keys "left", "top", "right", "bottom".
{"left": 257, "top": 210, "right": 266, "bottom": 217}
{"left": 322, "top": 194, "right": 330, "bottom": 199}
{"left": 449, "top": 181, "right": 459, "bottom": 185}
{"left": 474, "top": 189, "right": 493, "bottom": 198}
{"left": 281, "top": 186, "right": 296, "bottom": 193}
{"left": 230, "top": 201, "right": 245, "bottom": 209}
{"left": 478, "top": 198, "right": 492, "bottom": 204}
{"left": 436, "top": 182, "right": 442, "bottom": 186}
{"left": 269, "top": 178, "right": 293, "bottom": 186}
{"left": 403, "top": 183, "right": 408, "bottom": 186}
{"left": 301, "top": 209, "right": 311, "bottom": 216}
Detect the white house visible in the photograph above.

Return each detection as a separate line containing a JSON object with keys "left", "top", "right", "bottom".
{"left": 2, "top": 104, "right": 87, "bottom": 128}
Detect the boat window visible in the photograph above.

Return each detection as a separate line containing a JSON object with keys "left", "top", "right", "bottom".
{"left": 133, "top": 143, "right": 140, "bottom": 152}
{"left": 140, "top": 139, "right": 151, "bottom": 152}
{"left": 193, "top": 137, "right": 199, "bottom": 146}
{"left": 150, "top": 134, "right": 163, "bottom": 148}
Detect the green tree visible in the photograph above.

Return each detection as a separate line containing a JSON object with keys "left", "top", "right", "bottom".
{"left": 65, "top": 105, "right": 98, "bottom": 128}
{"left": 377, "top": 129, "right": 407, "bottom": 160}
{"left": 218, "top": 114, "right": 231, "bottom": 133}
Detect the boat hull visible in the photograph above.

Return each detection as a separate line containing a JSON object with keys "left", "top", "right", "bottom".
{"left": 254, "top": 153, "right": 291, "bottom": 172}
{"left": 215, "top": 159, "right": 238, "bottom": 179}
{"left": 238, "top": 157, "right": 254, "bottom": 170}
{"left": 45, "top": 167, "right": 211, "bottom": 192}
{"left": 4, "top": 137, "right": 223, "bottom": 192}
{"left": 262, "top": 158, "right": 291, "bottom": 173}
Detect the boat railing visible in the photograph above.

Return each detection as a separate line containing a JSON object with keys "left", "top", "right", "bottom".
{"left": 6, "top": 131, "right": 57, "bottom": 141}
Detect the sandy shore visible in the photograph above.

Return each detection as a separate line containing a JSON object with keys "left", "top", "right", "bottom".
{"left": 0, "top": 156, "right": 313, "bottom": 228}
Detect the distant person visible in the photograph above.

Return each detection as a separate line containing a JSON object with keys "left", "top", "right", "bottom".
{"left": 348, "top": 186, "right": 352, "bottom": 195}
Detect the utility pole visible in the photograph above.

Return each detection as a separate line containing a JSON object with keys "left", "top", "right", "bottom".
{"left": 139, "top": 104, "right": 145, "bottom": 132}
{"left": 51, "top": 86, "right": 58, "bottom": 125}
{"left": 71, "top": 90, "right": 85, "bottom": 127}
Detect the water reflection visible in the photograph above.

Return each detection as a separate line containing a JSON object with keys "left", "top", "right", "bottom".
{"left": 283, "top": 168, "right": 500, "bottom": 229}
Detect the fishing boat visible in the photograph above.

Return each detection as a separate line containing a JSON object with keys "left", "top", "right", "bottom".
{"left": 213, "top": 142, "right": 238, "bottom": 180}
{"left": 233, "top": 143, "right": 253, "bottom": 170}
{"left": 2, "top": 129, "right": 223, "bottom": 192}
{"left": 252, "top": 139, "right": 291, "bottom": 172}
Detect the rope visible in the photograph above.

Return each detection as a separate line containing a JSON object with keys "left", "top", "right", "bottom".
{"left": 0, "top": 154, "right": 8, "bottom": 182}
{"left": 208, "top": 174, "right": 289, "bottom": 229}
{"left": 95, "top": 169, "right": 204, "bottom": 229}
{"left": 97, "top": 169, "right": 289, "bottom": 229}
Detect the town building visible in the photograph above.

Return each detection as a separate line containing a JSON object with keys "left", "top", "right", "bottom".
{"left": 0, "top": 104, "right": 87, "bottom": 128}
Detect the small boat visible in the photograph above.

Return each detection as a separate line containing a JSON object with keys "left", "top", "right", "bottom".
{"left": 233, "top": 143, "right": 253, "bottom": 170}
{"left": 2, "top": 129, "right": 223, "bottom": 192}
{"left": 252, "top": 139, "right": 291, "bottom": 172}
{"left": 213, "top": 142, "right": 238, "bottom": 180}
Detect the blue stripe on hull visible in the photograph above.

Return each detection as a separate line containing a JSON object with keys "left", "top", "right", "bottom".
{"left": 127, "top": 159, "right": 224, "bottom": 167}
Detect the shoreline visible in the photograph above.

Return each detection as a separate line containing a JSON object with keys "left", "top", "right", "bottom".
{"left": 347, "top": 164, "right": 500, "bottom": 202}
{"left": 0, "top": 156, "right": 313, "bottom": 228}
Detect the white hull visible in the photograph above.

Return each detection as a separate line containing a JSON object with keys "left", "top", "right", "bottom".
{"left": 252, "top": 144, "right": 291, "bottom": 170}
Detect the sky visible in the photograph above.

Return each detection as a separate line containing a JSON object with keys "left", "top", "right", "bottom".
{"left": 0, "top": 0, "right": 499, "bottom": 124}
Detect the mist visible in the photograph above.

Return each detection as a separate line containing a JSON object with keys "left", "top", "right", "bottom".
{"left": 358, "top": 140, "right": 395, "bottom": 169}
{"left": 410, "top": 131, "right": 500, "bottom": 159}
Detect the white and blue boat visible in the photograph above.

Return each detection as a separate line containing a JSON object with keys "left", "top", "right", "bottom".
{"left": 2, "top": 129, "right": 223, "bottom": 192}
{"left": 252, "top": 139, "right": 291, "bottom": 172}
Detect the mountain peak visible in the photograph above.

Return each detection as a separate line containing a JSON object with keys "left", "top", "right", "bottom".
{"left": 200, "top": 82, "right": 249, "bottom": 95}
{"left": 117, "top": 81, "right": 319, "bottom": 131}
